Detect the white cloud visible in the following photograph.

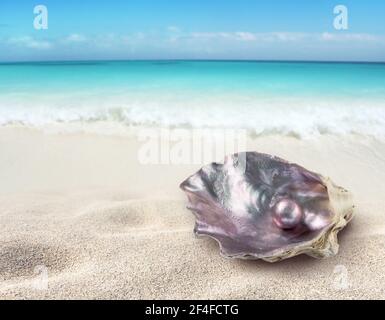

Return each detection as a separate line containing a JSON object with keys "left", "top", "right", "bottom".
{"left": 235, "top": 32, "right": 257, "bottom": 41}
{"left": 186, "top": 31, "right": 384, "bottom": 44}
{"left": 189, "top": 32, "right": 248, "bottom": 41}
{"left": 269, "top": 32, "right": 307, "bottom": 42}
{"left": 8, "top": 36, "right": 52, "bottom": 49}
{"left": 64, "top": 33, "right": 87, "bottom": 43}
{"left": 321, "top": 32, "right": 380, "bottom": 42}
{"left": 189, "top": 31, "right": 308, "bottom": 42}
{"left": 189, "top": 32, "right": 213, "bottom": 39}
{"left": 4, "top": 31, "right": 382, "bottom": 52}
{"left": 2, "top": 30, "right": 384, "bottom": 60}
{"left": 167, "top": 26, "right": 181, "bottom": 33}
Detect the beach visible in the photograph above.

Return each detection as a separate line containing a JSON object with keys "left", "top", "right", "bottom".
{"left": 1, "top": 0, "right": 385, "bottom": 302}
{"left": 1, "top": 125, "right": 385, "bottom": 299}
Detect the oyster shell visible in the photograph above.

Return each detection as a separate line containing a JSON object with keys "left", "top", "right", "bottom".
{"left": 180, "top": 152, "right": 354, "bottom": 262}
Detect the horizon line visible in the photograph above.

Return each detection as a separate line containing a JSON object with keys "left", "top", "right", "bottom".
{"left": 1, "top": 58, "right": 385, "bottom": 65}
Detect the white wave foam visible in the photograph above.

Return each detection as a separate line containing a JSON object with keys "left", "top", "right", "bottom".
{"left": 1, "top": 92, "right": 385, "bottom": 138}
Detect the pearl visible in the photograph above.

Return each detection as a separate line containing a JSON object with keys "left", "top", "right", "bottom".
{"left": 273, "top": 199, "right": 302, "bottom": 229}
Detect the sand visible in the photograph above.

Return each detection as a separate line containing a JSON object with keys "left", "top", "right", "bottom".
{"left": 1, "top": 126, "right": 385, "bottom": 299}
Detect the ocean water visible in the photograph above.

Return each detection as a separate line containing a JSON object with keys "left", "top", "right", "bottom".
{"left": 0, "top": 60, "right": 385, "bottom": 137}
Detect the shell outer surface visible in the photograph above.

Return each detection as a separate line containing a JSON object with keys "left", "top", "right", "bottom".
{"left": 180, "top": 152, "right": 354, "bottom": 262}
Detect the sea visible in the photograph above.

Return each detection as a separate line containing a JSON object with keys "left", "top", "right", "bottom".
{"left": 1, "top": 60, "right": 385, "bottom": 137}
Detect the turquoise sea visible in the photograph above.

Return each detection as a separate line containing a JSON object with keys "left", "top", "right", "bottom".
{"left": 0, "top": 60, "right": 385, "bottom": 137}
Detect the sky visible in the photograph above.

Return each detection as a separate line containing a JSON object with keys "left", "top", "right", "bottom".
{"left": 0, "top": 0, "right": 384, "bottom": 62}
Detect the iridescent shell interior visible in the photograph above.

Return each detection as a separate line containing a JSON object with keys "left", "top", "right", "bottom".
{"left": 180, "top": 152, "right": 354, "bottom": 262}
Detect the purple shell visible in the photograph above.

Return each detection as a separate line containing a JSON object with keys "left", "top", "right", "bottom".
{"left": 180, "top": 152, "right": 354, "bottom": 262}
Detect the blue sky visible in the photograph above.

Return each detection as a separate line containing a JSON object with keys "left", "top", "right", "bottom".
{"left": 0, "top": 0, "right": 384, "bottom": 61}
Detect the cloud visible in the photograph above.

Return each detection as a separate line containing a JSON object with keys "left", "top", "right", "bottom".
{"left": 64, "top": 33, "right": 87, "bottom": 43}
{"left": 186, "top": 31, "right": 383, "bottom": 44}
{"left": 3, "top": 31, "right": 383, "bottom": 51}
{"left": 268, "top": 32, "right": 307, "bottom": 42}
{"left": 187, "top": 31, "right": 384, "bottom": 42}
{"left": 320, "top": 32, "right": 380, "bottom": 42}
{"left": 8, "top": 36, "right": 52, "bottom": 49}
{"left": 1, "top": 30, "right": 384, "bottom": 61}
{"left": 167, "top": 26, "right": 181, "bottom": 33}
{"left": 235, "top": 32, "right": 257, "bottom": 41}
{"left": 189, "top": 32, "right": 309, "bottom": 42}
{"left": 190, "top": 32, "right": 237, "bottom": 40}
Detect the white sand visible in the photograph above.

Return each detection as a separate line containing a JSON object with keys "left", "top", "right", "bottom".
{"left": 1, "top": 126, "right": 385, "bottom": 299}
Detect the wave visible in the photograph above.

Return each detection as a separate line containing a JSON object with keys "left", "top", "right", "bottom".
{"left": 1, "top": 93, "right": 385, "bottom": 138}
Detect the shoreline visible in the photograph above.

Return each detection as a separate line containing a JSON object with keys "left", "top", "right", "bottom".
{"left": 1, "top": 121, "right": 384, "bottom": 140}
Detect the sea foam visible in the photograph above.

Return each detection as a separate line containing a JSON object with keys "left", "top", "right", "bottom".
{"left": 0, "top": 92, "right": 385, "bottom": 138}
